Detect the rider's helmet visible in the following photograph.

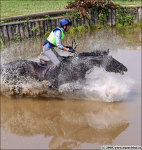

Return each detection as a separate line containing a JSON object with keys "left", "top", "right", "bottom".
{"left": 60, "top": 19, "right": 72, "bottom": 27}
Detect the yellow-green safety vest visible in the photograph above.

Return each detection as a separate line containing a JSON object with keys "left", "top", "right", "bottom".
{"left": 47, "top": 27, "right": 65, "bottom": 46}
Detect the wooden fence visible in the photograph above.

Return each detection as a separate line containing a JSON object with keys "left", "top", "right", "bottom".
{"left": 0, "top": 6, "right": 142, "bottom": 43}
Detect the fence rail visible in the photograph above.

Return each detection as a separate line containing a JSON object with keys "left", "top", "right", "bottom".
{"left": 0, "top": 10, "right": 72, "bottom": 22}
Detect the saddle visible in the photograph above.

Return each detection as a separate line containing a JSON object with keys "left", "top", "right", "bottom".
{"left": 39, "top": 57, "right": 53, "bottom": 68}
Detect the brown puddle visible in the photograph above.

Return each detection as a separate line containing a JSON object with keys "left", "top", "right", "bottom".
{"left": 1, "top": 95, "right": 130, "bottom": 149}
{"left": 0, "top": 27, "right": 141, "bottom": 149}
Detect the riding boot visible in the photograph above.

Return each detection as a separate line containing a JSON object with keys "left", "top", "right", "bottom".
{"left": 47, "top": 65, "right": 61, "bottom": 89}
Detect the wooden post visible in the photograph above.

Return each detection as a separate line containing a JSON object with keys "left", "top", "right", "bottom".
{"left": 71, "top": 17, "right": 75, "bottom": 26}
{"left": 94, "top": 10, "right": 98, "bottom": 26}
{"left": 108, "top": 9, "right": 111, "bottom": 26}
{"left": 47, "top": 19, "right": 52, "bottom": 32}
{"left": 6, "top": 25, "right": 10, "bottom": 41}
{"left": 10, "top": 25, "right": 14, "bottom": 40}
{"left": 111, "top": 9, "right": 116, "bottom": 26}
{"left": 42, "top": 20, "right": 46, "bottom": 35}
{"left": 2, "top": 26, "right": 8, "bottom": 42}
{"left": 134, "top": 8, "right": 139, "bottom": 23}
{"left": 45, "top": 20, "right": 48, "bottom": 32}
{"left": 56, "top": 18, "right": 59, "bottom": 27}
{"left": 138, "top": 7, "right": 142, "bottom": 21}
{"left": 90, "top": 10, "right": 95, "bottom": 25}
{"left": 26, "top": 22, "right": 30, "bottom": 38}
{"left": 74, "top": 18, "right": 78, "bottom": 27}
{"left": 54, "top": 19, "right": 58, "bottom": 27}
{"left": 78, "top": 18, "right": 82, "bottom": 26}
{"left": 7, "top": 25, "right": 13, "bottom": 40}
{"left": 32, "top": 22, "right": 36, "bottom": 36}
{"left": 0, "top": 26, "right": 5, "bottom": 43}
{"left": 40, "top": 20, "right": 43, "bottom": 36}
{"left": 29, "top": 22, "right": 32, "bottom": 37}
{"left": 85, "top": 17, "right": 89, "bottom": 27}
{"left": 82, "top": 17, "right": 86, "bottom": 25}
{"left": 30, "top": 22, "right": 34, "bottom": 37}
{"left": 34, "top": 21, "right": 39, "bottom": 36}
{"left": 52, "top": 19, "right": 55, "bottom": 29}
{"left": 24, "top": 23, "right": 29, "bottom": 38}
{"left": 17, "top": 24, "right": 21, "bottom": 39}
{"left": 19, "top": 24, "right": 24, "bottom": 39}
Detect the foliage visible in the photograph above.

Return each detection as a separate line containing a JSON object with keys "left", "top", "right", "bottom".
{"left": 67, "top": 25, "right": 87, "bottom": 37}
{"left": 0, "top": 21, "right": 5, "bottom": 24}
{"left": 31, "top": 26, "right": 39, "bottom": 32}
{"left": 14, "top": 34, "right": 21, "bottom": 42}
{"left": 98, "top": 13, "right": 106, "bottom": 24}
{"left": 44, "top": 31, "right": 50, "bottom": 39}
{"left": 71, "top": 10, "right": 81, "bottom": 21}
{"left": 45, "top": 15, "right": 51, "bottom": 23}
{"left": 66, "top": 0, "right": 139, "bottom": 27}
{"left": 0, "top": 36, "right": 4, "bottom": 49}
{"left": 116, "top": 8, "right": 135, "bottom": 25}
{"left": 66, "top": 0, "right": 120, "bottom": 17}
{"left": 98, "top": 11, "right": 109, "bottom": 25}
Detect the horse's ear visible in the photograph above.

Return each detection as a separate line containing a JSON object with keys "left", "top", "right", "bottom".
{"left": 103, "top": 49, "right": 109, "bottom": 55}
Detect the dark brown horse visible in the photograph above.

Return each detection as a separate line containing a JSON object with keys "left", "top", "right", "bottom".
{"left": 1, "top": 50, "right": 127, "bottom": 90}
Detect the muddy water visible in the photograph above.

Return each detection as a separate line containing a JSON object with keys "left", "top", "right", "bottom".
{"left": 0, "top": 27, "right": 141, "bottom": 149}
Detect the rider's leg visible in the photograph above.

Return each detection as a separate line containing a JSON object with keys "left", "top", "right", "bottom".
{"left": 43, "top": 45, "right": 60, "bottom": 68}
{"left": 43, "top": 45, "right": 60, "bottom": 89}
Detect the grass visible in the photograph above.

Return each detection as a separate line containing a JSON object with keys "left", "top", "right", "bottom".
{"left": 113, "top": 0, "right": 141, "bottom": 5}
{"left": 115, "top": 22, "right": 142, "bottom": 46}
{"left": 1, "top": 0, "right": 141, "bottom": 18}
{"left": 1, "top": 0, "right": 72, "bottom": 18}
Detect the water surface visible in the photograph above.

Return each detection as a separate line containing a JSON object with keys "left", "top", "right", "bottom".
{"left": 0, "top": 27, "right": 141, "bottom": 149}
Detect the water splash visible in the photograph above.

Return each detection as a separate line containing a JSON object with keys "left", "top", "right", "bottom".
{"left": 0, "top": 62, "right": 56, "bottom": 96}
{"left": 84, "top": 68, "right": 133, "bottom": 102}
{"left": 59, "top": 67, "right": 134, "bottom": 102}
{"left": 0, "top": 57, "right": 132, "bottom": 101}
{"left": 0, "top": 76, "right": 49, "bottom": 96}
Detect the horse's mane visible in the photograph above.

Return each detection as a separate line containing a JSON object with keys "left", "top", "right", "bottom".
{"left": 61, "top": 50, "right": 109, "bottom": 64}
{"left": 78, "top": 50, "right": 109, "bottom": 57}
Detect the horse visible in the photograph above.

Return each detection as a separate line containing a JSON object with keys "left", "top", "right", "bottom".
{"left": 0, "top": 50, "right": 127, "bottom": 90}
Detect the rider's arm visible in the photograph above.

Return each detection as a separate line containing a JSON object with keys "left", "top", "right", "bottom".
{"left": 54, "top": 30, "right": 68, "bottom": 51}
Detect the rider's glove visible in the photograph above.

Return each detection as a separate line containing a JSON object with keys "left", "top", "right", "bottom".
{"left": 68, "top": 48, "right": 75, "bottom": 53}
{"left": 66, "top": 46, "right": 75, "bottom": 53}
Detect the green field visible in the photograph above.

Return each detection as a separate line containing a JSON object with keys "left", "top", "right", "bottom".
{"left": 1, "top": 0, "right": 72, "bottom": 18}
{"left": 113, "top": 0, "right": 141, "bottom": 5}
{"left": 1, "top": 0, "right": 141, "bottom": 18}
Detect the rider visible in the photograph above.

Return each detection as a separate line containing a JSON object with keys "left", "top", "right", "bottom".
{"left": 43, "top": 18, "right": 75, "bottom": 68}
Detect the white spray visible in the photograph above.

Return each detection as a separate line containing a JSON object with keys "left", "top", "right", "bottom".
{"left": 84, "top": 67, "right": 134, "bottom": 102}
{"left": 59, "top": 66, "right": 134, "bottom": 102}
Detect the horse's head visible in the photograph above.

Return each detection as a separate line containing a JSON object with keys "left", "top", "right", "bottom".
{"left": 78, "top": 50, "right": 127, "bottom": 75}
{"left": 102, "top": 56, "right": 127, "bottom": 74}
